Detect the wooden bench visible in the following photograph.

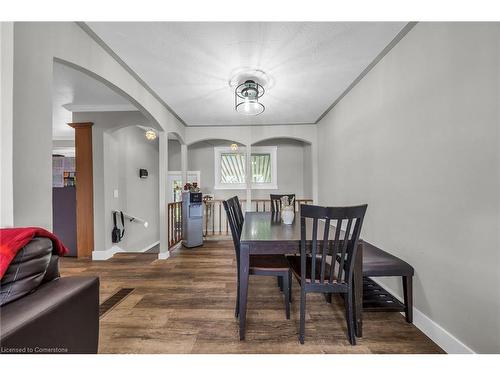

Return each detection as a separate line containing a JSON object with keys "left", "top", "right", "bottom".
{"left": 361, "top": 242, "right": 414, "bottom": 323}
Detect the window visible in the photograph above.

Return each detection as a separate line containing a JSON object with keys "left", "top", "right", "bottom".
{"left": 220, "top": 152, "right": 246, "bottom": 184}
{"left": 251, "top": 153, "right": 272, "bottom": 183}
{"left": 214, "top": 146, "right": 277, "bottom": 190}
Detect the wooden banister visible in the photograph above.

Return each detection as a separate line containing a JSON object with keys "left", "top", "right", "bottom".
{"left": 167, "top": 201, "right": 182, "bottom": 249}
{"left": 203, "top": 198, "right": 312, "bottom": 236}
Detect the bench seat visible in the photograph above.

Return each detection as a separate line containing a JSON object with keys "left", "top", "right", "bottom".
{"left": 363, "top": 242, "right": 414, "bottom": 277}
{"left": 361, "top": 241, "right": 414, "bottom": 323}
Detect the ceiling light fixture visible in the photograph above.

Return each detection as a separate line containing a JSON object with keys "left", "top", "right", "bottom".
{"left": 235, "top": 79, "right": 265, "bottom": 116}
{"left": 230, "top": 143, "right": 239, "bottom": 151}
{"left": 145, "top": 129, "right": 157, "bottom": 141}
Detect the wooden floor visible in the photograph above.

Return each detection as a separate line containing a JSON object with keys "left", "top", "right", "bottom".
{"left": 60, "top": 240, "right": 444, "bottom": 354}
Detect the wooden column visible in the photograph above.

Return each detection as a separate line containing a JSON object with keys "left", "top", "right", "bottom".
{"left": 68, "top": 122, "right": 94, "bottom": 258}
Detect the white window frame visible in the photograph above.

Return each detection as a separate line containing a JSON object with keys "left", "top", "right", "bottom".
{"left": 214, "top": 147, "right": 247, "bottom": 190}
{"left": 214, "top": 146, "right": 278, "bottom": 190}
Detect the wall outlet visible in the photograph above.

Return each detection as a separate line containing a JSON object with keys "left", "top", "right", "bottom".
{"left": 113, "top": 189, "right": 119, "bottom": 198}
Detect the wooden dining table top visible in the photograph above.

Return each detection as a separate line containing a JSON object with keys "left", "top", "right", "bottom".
{"left": 240, "top": 211, "right": 350, "bottom": 244}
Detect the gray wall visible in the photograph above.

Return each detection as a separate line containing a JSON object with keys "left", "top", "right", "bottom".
{"left": 74, "top": 111, "right": 159, "bottom": 253}
{"left": 317, "top": 22, "right": 500, "bottom": 353}
{"left": 1, "top": 22, "right": 14, "bottom": 227}
{"left": 168, "top": 139, "right": 181, "bottom": 170}
{"left": 113, "top": 126, "right": 159, "bottom": 251}
{"left": 12, "top": 23, "right": 54, "bottom": 228}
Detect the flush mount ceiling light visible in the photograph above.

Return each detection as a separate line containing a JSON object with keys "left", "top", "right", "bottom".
{"left": 230, "top": 143, "right": 239, "bottom": 151}
{"left": 145, "top": 129, "right": 157, "bottom": 141}
{"left": 235, "top": 79, "right": 265, "bottom": 116}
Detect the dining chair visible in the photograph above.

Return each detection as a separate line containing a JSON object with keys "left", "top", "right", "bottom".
{"left": 233, "top": 195, "right": 244, "bottom": 231}
{"left": 223, "top": 196, "right": 292, "bottom": 320}
{"left": 287, "top": 203, "right": 367, "bottom": 345}
{"left": 270, "top": 194, "right": 296, "bottom": 214}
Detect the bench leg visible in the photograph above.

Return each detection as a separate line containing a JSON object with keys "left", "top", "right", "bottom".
{"left": 402, "top": 276, "right": 413, "bottom": 323}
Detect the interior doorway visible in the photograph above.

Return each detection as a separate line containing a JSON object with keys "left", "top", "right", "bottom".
{"left": 52, "top": 150, "right": 77, "bottom": 256}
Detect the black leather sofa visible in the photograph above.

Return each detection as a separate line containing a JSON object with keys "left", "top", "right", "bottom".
{"left": 0, "top": 238, "right": 99, "bottom": 354}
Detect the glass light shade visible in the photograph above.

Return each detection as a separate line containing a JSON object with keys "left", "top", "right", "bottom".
{"left": 235, "top": 99, "right": 265, "bottom": 116}
{"left": 145, "top": 129, "right": 157, "bottom": 140}
{"left": 230, "top": 143, "right": 239, "bottom": 151}
{"left": 235, "top": 79, "right": 265, "bottom": 116}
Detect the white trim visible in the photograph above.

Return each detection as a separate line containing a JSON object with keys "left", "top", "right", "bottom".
{"left": 92, "top": 241, "right": 160, "bottom": 260}
{"left": 374, "top": 279, "right": 475, "bottom": 354}
{"left": 214, "top": 146, "right": 247, "bottom": 190}
{"left": 168, "top": 241, "right": 183, "bottom": 253}
{"left": 62, "top": 103, "right": 137, "bottom": 112}
{"left": 92, "top": 245, "right": 122, "bottom": 260}
{"left": 157, "top": 251, "right": 170, "bottom": 260}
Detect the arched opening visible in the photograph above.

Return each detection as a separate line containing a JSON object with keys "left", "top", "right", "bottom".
{"left": 51, "top": 60, "right": 163, "bottom": 259}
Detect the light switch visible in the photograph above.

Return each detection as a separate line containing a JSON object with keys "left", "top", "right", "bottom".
{"left": 113, "top": 189, "right": 119, "bottom": 198}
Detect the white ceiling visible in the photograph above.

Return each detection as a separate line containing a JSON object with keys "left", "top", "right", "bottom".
{"left": 87, "top": 22, "right": 406, "bottom": 126}
{"left": 52, "top": 61, "right": 135, "bottom": 140}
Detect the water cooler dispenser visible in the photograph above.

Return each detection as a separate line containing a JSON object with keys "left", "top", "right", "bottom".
{"left": 181, "top": 191, "right": 203, "bottom": 248}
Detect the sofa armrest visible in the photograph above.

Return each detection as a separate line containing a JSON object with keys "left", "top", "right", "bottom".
{"left": 0, "top": 276, "right": 99, "bottom": 354}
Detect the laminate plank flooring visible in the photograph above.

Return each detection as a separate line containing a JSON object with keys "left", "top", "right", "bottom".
{"left": 59, "top": 240, "right": 444, "bottom": 354}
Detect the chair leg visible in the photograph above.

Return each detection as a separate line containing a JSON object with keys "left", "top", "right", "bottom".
{"left": 288, "top": 270, "right": 293, "bottom": 303}
{"left": 235, "top": 277, "right": 240, "bottom": 318}
{"left": 282, "top": 273, "right": 290, "bottom": 320}
{"left": 299, "top": 289, "right": 306, "bottom": 344}
{"left": 278, "top": 276, "right": 284, "bottom": 291}
{"left": 403, "top": 276, "right": 413, "bottom": 323}
{"left": 346, "top": 288, "right": 356, "bottom": 345}
{"left": 324, "top": 293, "right": 332, "bottom": 303}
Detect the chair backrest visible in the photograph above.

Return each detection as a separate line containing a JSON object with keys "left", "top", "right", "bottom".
{"left": 233, "top": 196, "right": 244, "bottom": 230}
{"left": 223, "top": 196, "right": 243, "bottom": 260}
{"left": 300, "top": 204, "right": 367, "bottom": 286}
{"left": 270, "top": 194, "right": 296, "bottom": 213}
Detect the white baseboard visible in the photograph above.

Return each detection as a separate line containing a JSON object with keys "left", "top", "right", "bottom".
{"left": 92, "top": 245, "right": 122, "bottom": 260}
{"left": 374, "top": 279, "right": 475, "bottom": 354}
{"left": 92, "top": 240, "right": 160, "bottom": 260}
{"left": 157, "top": 251, "right": 169, "bottom": 260}
{"left": 169, "top": 242, "right": 183, "bottom": 252}
{"left": 128, "top": 240, "right": 160, "bottom": 253}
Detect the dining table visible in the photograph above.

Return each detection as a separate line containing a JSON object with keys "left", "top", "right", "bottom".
{"left": 238, "top": 211, "right": 364, "bottom": 340}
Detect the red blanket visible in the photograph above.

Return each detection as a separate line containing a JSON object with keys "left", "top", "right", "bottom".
{"left": 0, "top": 227, "right": 69, "bottom": 279}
